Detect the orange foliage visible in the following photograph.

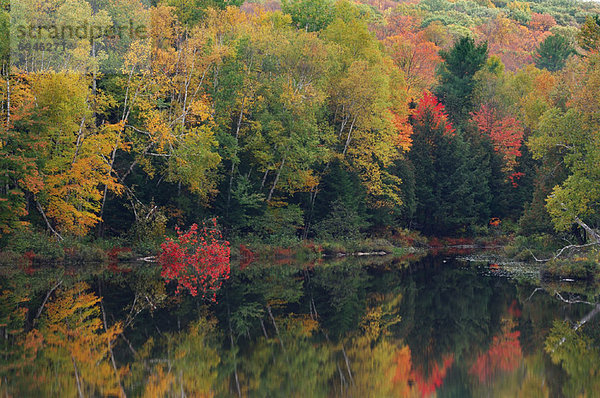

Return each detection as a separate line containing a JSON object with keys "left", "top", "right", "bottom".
{"left": 529, "top": 13, "right": 557, "bottom": 32}
{"left": 489, "top": 217, "right": 501, "bottom": 226}
{"left": 392, "top": 112, "right": 414, "bottom": 151}
{"left": 239, "top": 244, "right": 256, "bottom": 270}
{"left": 411, "top": 355, "right": 455, "bottom": 397}
{"left": 38, "top": 282, "right": 126, "bottom": 395}
{"left": 382, "top": 15, "right": 443, "bottom": 95}
{"left": 475, "top": 16, "right": 550, "bottom": 71}
{"left": 392, "top": 346, "right": 413, "bottom": 396}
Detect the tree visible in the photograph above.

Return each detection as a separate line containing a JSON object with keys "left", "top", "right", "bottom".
{"left": 436, "top": 36, "right": 488, "bottom": 126}
{"left": 535, "top": 34, "right": 574, "bottom": 72}
{"left": 578, "top": 15, "right": 600, "bottom": 52}
{"left": 471, "top": 104, "right": 524, "bottom": 172}
{"left": 1, "top": 72, "right": 125, "bottom": 238}
{"left": 527, "top": 54, "right": 600, "bottom": 242}
{"left": 408, "top": 92, "right": 476, "bottom": 234}
{"left": 381, "top": 15, "right": 442, "bottom": 95}
{"left": 281, "top": 0, "right": 335, "bottom": 32}
{"left": 323, "top": 6, "right": 413, "bottom": 209}
{"left": 163, "top": 0, "right": 244, "bottom": 27}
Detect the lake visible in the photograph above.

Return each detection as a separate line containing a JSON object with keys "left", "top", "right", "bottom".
{"left": 1, "top": 250, "right": 599, "bottom": 397}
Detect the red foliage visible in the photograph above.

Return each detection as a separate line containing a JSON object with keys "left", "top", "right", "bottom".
{"left": 413, "top": 92, "right": 455, "bottom": 136}
{"left": 443, "top": 237, "right": 474, "bottom": 246}
{"left": 22, "top": 250, "right": 36, "bottom": 274}
{"left": 158, "top": 219, "right": 230, "bottom": 301}
{"left": 428, "top": 237, "right": 443, "bottom": 248}
{"left": 469, "top": 329, "right": 522, "bottom": 382}
{"left": 471, "top": 104, "right": 524, "bottom": 169}
{"left": 411, "top": 355, "right": 455, "bottom": 397}
{"left": 508, "top": 171, "right": 524, "bottom": 188}
{"left": 273, "top": 247, "right": 293, "bottom": 258}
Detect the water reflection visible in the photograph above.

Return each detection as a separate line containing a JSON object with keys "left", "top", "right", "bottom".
{"left": 1, "top": 254, "right": 599, "bottom": 397}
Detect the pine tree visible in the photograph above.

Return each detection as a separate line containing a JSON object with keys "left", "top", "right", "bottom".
{"left": 535, "top": 34, "right": 574, "bottom": 72}
{"left": 409, "top": 93, "right": 476, "bottom": 235}
{"left": 435, "top": 37, "right": 488, "bottom": 127}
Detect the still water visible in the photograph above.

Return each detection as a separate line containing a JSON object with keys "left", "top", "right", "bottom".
{"left": 1, "top": 251, "right": 599, "bottom": 397}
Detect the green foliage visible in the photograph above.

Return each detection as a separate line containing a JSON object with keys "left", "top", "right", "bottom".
{"left": 281, "top": 0, "right": 335, "bottom": 32}
{"left": 2, "top": 0, "right": 600, "bottom": 246}
{"left": 535, "top": 34, "right": 574, "bottom": 72}
{"left": 436, "top": 36, "right": 488, "bottom": 125}
{"left": 252, "top": 205, "right": 304, "bottom": 244}
{"left": 578, "top": 15, "right": 600, "bottom": 51}
{"left": 409, "top": 119, "right": 476, "bottom": 234}
{"left": 544, "top": 257, "right": 599, "bottom": 281}
{"left": 530, "top": 106, "right": 600, "bottom": 234}
{"left": 314, "top": 199, "right": 368, "bottom": 242}
{"left": 162, "top": 0, "right": 244, "bottom": 26}
{"left": 545, "top": 320, "right": 600, "bottom": 396}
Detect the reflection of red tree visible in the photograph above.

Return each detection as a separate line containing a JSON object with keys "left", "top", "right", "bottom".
{"left": 239, "top": 244, "right": 255, "bottom": 270}
{"left": 469, "top": 329, "right": 522, "bottom": 382}
{"left": 107, "top": 247, "right": 132, "bottom": 274}
{"left": 507, "top": 300, "right": 521, "bottom": 319}
{"left": 411, "top": 355, "right": 455, "bottom": 397}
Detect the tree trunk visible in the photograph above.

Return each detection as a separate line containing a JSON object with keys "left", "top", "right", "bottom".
{"left": 35, "top": 200, "right": 63, "bottom": 241}
{"left": 267, "top": 155, "right": 286, "bottom": 202}
{"left": 227, "top": 97, "right": 246, "bottom": 213}
{"left": 266, "top": 304, "right": 285, "bottom": 351}
{"left": 575, "top": 216, "right": 600, "bottom": 244}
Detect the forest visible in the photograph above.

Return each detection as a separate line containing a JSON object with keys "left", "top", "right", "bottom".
{"left": 1, "top": 0, "right": 600, "bottom": 257}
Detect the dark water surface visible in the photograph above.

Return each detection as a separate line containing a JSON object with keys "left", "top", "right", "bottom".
{"left": 2, "top": 252, "right": 599, "bottom": 397}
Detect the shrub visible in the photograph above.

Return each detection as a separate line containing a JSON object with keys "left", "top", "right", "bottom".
{"left": 158, "top": 219, "right": 230, "bottom": 300}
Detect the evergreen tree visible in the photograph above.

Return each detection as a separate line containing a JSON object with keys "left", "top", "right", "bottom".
{"left": 535, "top": 34, "right": 574, "bottom": 72}
{"left": 435, "top": 37, "right": 488, "bottom": 127}
{"left": 409, "top": 93, "right": 476, "bottom": 235}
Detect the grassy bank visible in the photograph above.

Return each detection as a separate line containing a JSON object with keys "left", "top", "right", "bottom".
{"left": 0, "top": 227, "right": 430, "bottom": 268}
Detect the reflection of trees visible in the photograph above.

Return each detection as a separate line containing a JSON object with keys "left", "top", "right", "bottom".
{"left": 127, "top": 318, "right": 221, "bottom": 397}
{"left": 545, "top": 315, "right": 600, "bottom": 397}
{"left": 469, "top": 319, "right": 522, "bottom": 382}
{"left": 397, "top": 258, "right": 504, "bottom": 373}
{"left": 341, "top": 290, "right": 414, "bottom": 396}
{"left": 0, "top": 288, "right": 42, "bottom": 396}
{"left": 236, "top": 316, "right": 335, "bottom": 397}
{"left": 7, "top": 282, "right": 126, "bottom": 397}
{"left": 6, "top": 255, "right": 600, "bottom": 397}
{"left": 311, "top": 261, "right": 368, "bottom": 337}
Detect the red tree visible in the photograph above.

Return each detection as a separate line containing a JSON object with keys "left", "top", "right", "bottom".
{"left": 413, "top": 91, "right": 455, "bottom": 136}
{"left": 158, "top": 219, "right": 230, "bottom": 301}
{"left": 471, "top": 104, "right": 524, "bottom": 168}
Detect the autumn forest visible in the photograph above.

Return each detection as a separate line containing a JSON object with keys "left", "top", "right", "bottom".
{"left": 1, "top": 0, "right": 599, "bottom": 252}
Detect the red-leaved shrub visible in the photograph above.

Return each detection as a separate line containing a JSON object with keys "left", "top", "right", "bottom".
{"left": 158, "top": 219, "right": 230, "bottom": 301}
